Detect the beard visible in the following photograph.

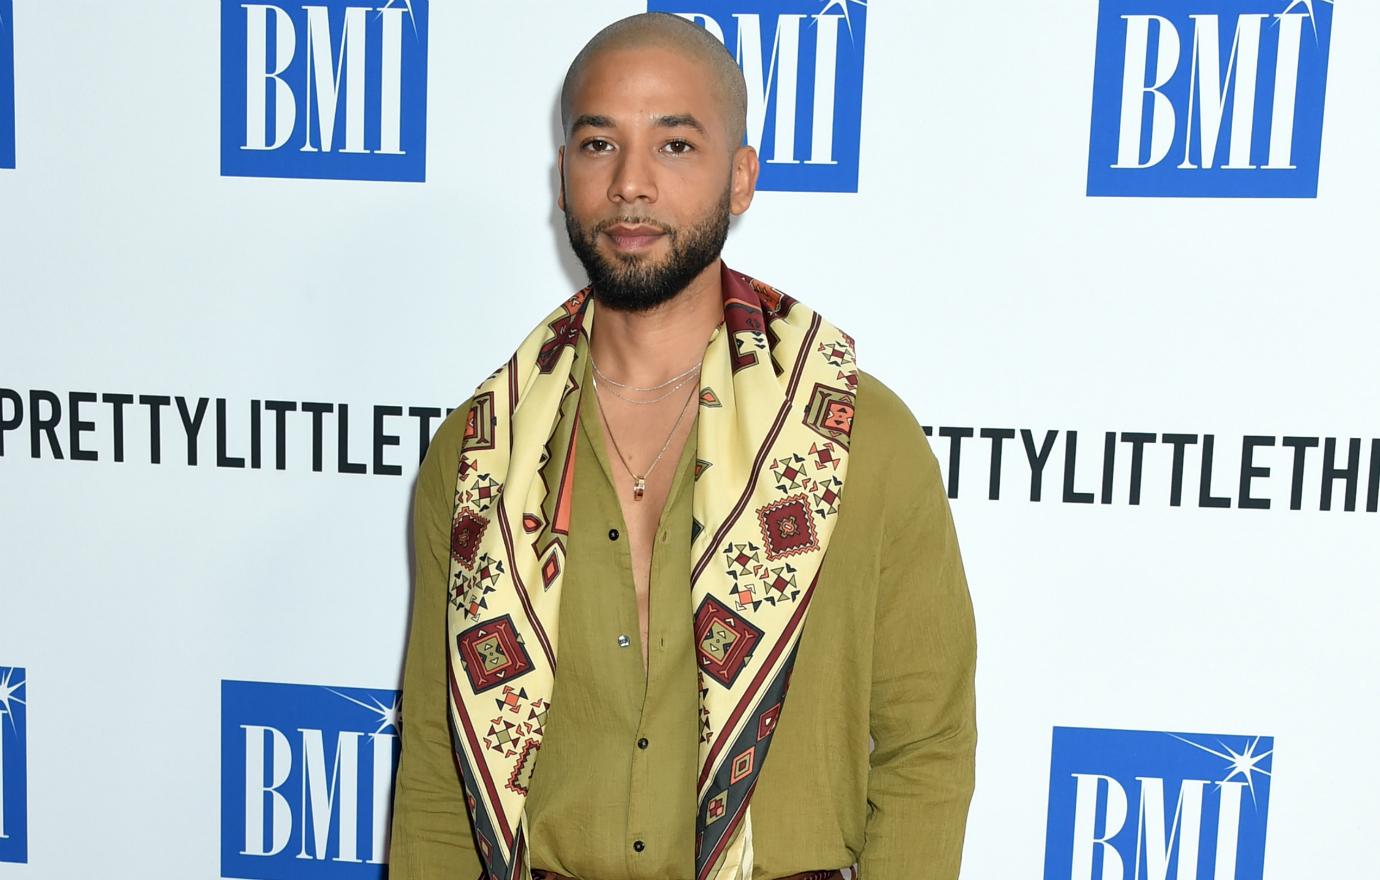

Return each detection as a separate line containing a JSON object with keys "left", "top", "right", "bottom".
{"left": 564, "top": 187, "right": 731, "bottom": 313}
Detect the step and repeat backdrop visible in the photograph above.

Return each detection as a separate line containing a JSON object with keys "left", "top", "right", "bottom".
{"left": 1, "top": 1, "right": 1376, "bottom": 878}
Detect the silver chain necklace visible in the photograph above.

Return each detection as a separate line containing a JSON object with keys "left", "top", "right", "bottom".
{"left": 596, "top": 371, "right": 699, "bottom": 406}
{"left": 591, "top": 355, "right": 704, "bottom": 392}
{"left": 591, "top": 374, "right": 697, "bottom": 500}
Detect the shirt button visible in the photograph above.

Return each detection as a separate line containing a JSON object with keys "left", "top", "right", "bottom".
{"left": 608, "top": 528, "right": 620, "bottom": 541}
{"left": 659, "top": 530, "right": 668, "bottom": 544}
{"left": 632, "top": 840, "right": 646, "bottom": 853}
{"left": 637, "top": 737, "right": 649, "bottom": 750}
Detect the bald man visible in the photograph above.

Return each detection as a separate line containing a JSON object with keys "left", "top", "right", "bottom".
{"left": 390, "top": 13, "right": 976, "bottom": 880}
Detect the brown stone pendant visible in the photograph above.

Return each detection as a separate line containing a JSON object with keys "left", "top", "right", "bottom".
{"left": 632, "top": 477, "right": 646, "bottom": 500}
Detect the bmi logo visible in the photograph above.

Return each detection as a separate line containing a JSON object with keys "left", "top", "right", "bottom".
{"left": 221, "top": 679, "right": 401, "bottom": 879}
{"left": 647, "top": 1, "right": 868, "bottom": 193}
{"left": 0, "top": 667, "right": 27, "bottom": 865}
{"left": 1, "top": 0, "right": 15, "bottom": 170}
{"left": 1045, "top": 726, "right": 1273, "bottom": 880}
{"left": 1087, "top": 1, "right": 1333, "bottom": 197}
{"left": 220, "top": 1, "right": 429, "bottom": 182}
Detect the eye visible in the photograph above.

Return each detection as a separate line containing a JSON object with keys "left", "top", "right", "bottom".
{"left": 581, "top": 138, "right": 614, "bottom": 154}
{"left": 663, "top": 139, "right": 695, "bottom": 155}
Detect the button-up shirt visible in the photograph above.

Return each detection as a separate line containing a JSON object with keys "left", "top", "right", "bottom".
{"left": 389, "top": 363, "right": 977, "bottom": 880}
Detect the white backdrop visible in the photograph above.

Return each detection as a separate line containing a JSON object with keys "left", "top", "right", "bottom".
{"left": 1, "top": 1, "right": 1377, "bottom": 878}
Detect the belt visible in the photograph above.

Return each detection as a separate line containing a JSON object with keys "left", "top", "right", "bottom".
{"left": 533, "top": 872, "right": 845, "bottom": 880}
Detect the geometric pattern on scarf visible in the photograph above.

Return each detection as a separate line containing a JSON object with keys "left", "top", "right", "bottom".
{"left": 444, "top": 264, "right": 857, "bottom": 880}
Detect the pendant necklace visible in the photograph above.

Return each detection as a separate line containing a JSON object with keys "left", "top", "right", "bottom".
{"left": 592, "top": 374, "right": 697, "bottom": 501}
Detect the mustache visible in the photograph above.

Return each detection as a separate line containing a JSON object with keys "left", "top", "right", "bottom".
{"left": 591, "top": 216, "right": 675, "bottom": 236}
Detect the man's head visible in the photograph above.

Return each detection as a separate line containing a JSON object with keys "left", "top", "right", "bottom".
{"left": 557, "top": 13, "right": 759, "bottom": 313}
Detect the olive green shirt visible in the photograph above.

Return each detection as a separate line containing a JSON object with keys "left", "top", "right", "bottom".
{"left": 390, "top": 366, "right": 976, "bottom": 880}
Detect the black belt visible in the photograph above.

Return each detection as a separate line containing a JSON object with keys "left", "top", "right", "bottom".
{"left": 533, "top": 871, "right": 846, "bottom": 880}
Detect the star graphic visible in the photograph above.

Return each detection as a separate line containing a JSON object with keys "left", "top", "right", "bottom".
{"left": 814, "top": 0, "right": 867, "bottom": 44}
{"left": 331, "top": 688, "right": 401, "bottom": 737}
{"left": 1279, "top": 0, "right": 1333, "bottom": 41}
{"left": 378, "top": 0, "right": 418, "bottom": 36}
{"left": 1170, "top": 733, "right": 1273, "bottom": 808}
{"left": 0, "top": 668, "right": 25, "bottom": 737}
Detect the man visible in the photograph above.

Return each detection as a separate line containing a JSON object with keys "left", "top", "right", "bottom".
{"left": 390, "top": 13, "right": 975, "bottom": 880}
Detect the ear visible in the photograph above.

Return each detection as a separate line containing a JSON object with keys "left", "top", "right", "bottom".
{"left": 729, "top": 144, "right": 759, "bottom": 216}
{"left": 556, "top": 145, "right": 567, "bottom": 213}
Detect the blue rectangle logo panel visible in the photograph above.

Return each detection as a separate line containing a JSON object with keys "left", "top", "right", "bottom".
{"left": 1087, "top": 0, "right": 1333, "bottom": 197}
{"left": 1, "top": 0, "right": 15, "bottom": 170}
{"left": 646, "top": 2, "right": 867, "bottom": 193}
{"left": 0, "top": 667, "right": 27, "bottom": 865}
{"left": 220, "top": 0, "right": 429, "bottom": 182}
{"left": 1045, "top": 725, "right": 1273, "bottom": 880}
{"left": 221, "top": 679, "right": 402, "bottom": 880}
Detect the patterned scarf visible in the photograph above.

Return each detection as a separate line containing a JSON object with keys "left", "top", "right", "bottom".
{"left": 444, "top": 263, "right": 857, "bottom": 880}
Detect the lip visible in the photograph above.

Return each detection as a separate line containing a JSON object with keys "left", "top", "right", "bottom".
{"left": 603, "top": 224, "right": 667, "bottom": 252}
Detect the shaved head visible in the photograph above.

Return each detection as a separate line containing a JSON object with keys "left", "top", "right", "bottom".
{"left": 560, "top": 13, "right": 748, "bottom": 148}
{"left": 557, "top": 13, "right": 761, "bottom": 314}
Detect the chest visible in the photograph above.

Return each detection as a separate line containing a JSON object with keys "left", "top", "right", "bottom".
{"left": 586, "top": 390, "right": 698, "bottom": 662}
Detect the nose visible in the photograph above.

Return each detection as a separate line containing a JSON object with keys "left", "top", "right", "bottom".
{"left": 608, "top": 144, "right": 658, "bottom": 206}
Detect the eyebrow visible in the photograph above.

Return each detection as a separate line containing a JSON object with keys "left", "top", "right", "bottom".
{"left": 571, "top": 114, "right": 616, "bottom": 132}
{"left": 654, "top": 114, "right": 707, "bottom": 134}
{"left": 569, "top": 113, "right": 708, "bottom": 135}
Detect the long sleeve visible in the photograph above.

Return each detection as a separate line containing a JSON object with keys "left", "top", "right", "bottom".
{"left": 860, "top": 429, "right": 977, "bottom": 879}
{"left": 389, "top": 407, "right": 485, "bottom": 880}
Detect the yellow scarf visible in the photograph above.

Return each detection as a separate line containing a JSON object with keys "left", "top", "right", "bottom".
{"left": 445, "top": 263, "right": 857, "bottom": 880}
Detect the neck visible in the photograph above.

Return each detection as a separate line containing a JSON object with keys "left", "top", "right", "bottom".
{"left": 589, "top": 259, "right": 724, "bottom": 385}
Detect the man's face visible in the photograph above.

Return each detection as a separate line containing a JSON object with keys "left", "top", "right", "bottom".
{"left": 559, "top": 45, "right": 757, "bottom": 312}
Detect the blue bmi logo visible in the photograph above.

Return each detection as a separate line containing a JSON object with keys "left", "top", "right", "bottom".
{"left": 1, "top": 0, "right": 15, "bottom": 170}
{"left": 221, "top": 679, "right": 402, "bottom": 880}
{"left": 1045, "top": 726, "right": 1273, "bottom": 880}
{"left": 1087, "top": 0, "right": 1333, "bottom": 197}
{"left": 220, "top": 0, "right": 429, "bottom": 182}
{"left": 0, "top": 667, "right": 27, "bottom": 865}
{"left": 646, "top": 1, "right": 868, "bottom": 193}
